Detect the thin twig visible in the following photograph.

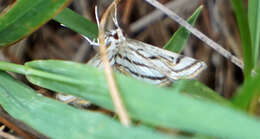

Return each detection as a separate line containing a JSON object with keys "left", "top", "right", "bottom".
{"left": 122, "top": 0, "right": 135, "bottom": 24}
{"left": 98, "top": 0, "right": 131, "bottom": 126}
{"left": 130, "top": 0, "right": 197, "bottom": 32}
{"left": 0, "top": 108, "right": 47, "bottom": 139}
{"left": 144, "top": 0, "right": 244, "bottom": 70}
{"left": 0, "top": 116, "right": 33, "bottom": 139}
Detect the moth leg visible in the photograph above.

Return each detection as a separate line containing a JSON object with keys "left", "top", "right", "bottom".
{"left": 56, "top": 93, "right": 91, "bottom": 109}
{"left": 82, "top": 36, "right": 99, "bottom": 47}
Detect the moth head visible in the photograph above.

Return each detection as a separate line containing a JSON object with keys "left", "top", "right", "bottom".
{"left": 105, "top": 26, "right": 126, "bottom": 46}
{"left": 85, "top": 6, "right": 126, "bottom": 48}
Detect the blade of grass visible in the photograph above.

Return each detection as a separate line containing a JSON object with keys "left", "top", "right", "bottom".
{"left": 232, "top": 68, "right": 260, "bottom": 110}
{"left": 0, "top": 61, "right": 232, "bottom": 108}
{"left": 0, "top": 60, "right": 258, "bottom": 138}
{"left": 53, "top": 8, "right": 98, "bottom": 40}
{"left": 230, "top": 0, "right": 253, "bottom": 79}
{"left": 0, "top": 71, "right": 184, "bottom": 139}
{"left": 163, "top": 6, "right": 202, "bottom": 53}
{"left": 248, "top": 93, "right": 260, "bottom": 115}
{"left": 248, "top": 0, "right": 260, "bottom": 67}
{"left": 25, "top": 60, "right": 260, "bottom": 138}
{"left": 170, "top": 80, "right": 233, "bottom": 108}
{"left": 0, "top": 0, "right": 71, "bottom": 47}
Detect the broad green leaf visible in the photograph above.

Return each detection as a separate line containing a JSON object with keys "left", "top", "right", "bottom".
{"left": 0, "top": 0, "right": 71, "bottom": 47}
{"left": 164, "top": 6, "right": 202, "bottom": 53}
{"left": 0, "top": 60, "right": 259, "bottom": 138}
{"left": 248, "top": 0, "right": 260, "bottom": 67}
{"left": 0, "top": 71, "right": 184, "bottom": 139}
{"left": 230, "top": 0, "right": 253, "bottom": 79}
{"left": 54, "top": 8, "right": 98, "bottom": 40}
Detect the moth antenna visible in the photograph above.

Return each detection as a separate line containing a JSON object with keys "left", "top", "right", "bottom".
{"left": 95, "top": 6, "right": 100, "bottom": 29}
{"left": 112, "top": 4, "right": 120, "bottom": 28}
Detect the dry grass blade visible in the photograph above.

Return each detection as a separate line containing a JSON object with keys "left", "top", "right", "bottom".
{"left": 0, "top": 108, "right": 47, "bottom": 139}
{"left": 122, "top": 0, "right": 135, "bottom": 24}
{"left": 130, "top": 0, "right": 195, "bottom": 33}
{"left": 98, "top": 0, "right": 131, "bottom": 126}
{"left": 144, "top": 0, "right": 244, "bottom": 70}
{"left": 0, "top": 131, "right": 19, "bottom": 139}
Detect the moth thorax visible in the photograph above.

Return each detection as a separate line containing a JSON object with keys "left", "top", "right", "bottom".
{"left": 105, "top": 28, "right": 126, "bottom": 45}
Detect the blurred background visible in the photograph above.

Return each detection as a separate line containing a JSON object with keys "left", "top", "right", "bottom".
{"left": 0, "top": 0, "right": 245, "bottom": 98}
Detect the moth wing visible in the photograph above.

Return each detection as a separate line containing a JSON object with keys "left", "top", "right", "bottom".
{"left": 125, "top": 39, "right": 207, "bottom": 81}
{"left": 114, "top": 45, "right": 171, "bottom": 84}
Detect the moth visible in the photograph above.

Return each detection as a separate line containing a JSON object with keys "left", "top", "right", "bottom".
{"left": 56, "top": 7, "right": 207, "bottom": 106}
{"left": 87, "top": 12, "right": 207, "bottom": 85}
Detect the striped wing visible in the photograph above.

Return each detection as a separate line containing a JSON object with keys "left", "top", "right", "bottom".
{"left": 88, "top": 39, "right": 207, "bottom": 85}
{"left": 117, "top": 39, "right": 206, "bottom": 84}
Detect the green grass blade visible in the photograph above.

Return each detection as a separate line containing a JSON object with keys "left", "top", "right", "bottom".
{"left": 163, "top": 6, "right": 202, "bottom": 53}
{"left": 230, "top": 0, "right": 253, "bottom": 79}
{"left": 0, "top": 61, "right": 27, "bottom": 74}
{"left": 0, "top": 0, "right": 71, "bottom": 47}
{"left": 232, "top": 68, "right": 260, "bottom": 110}
{"left": 3, "top": 60, "right": 257, "bottom": 138}
{"left": 0, "top": 61, "right": 231, "bottom": 107}
{"left": 0, "top": 71, "right": 185, "bottom": 139}
{"left": 54, "top": 8, "right": 98, "bottom": 40}
{"left": 248, "top": 0, "right": 260, "bottom": 67}
{"left": 170, "top": 80, "right": 233, "bottom": 107}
